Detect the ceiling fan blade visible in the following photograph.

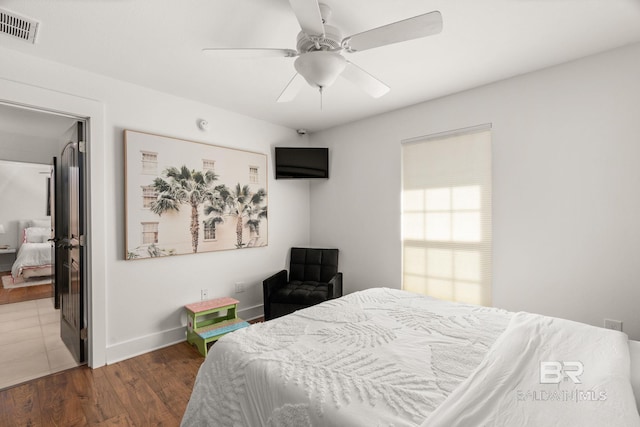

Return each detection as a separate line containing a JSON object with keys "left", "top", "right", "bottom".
{"left": 202, "top": 48, "right": 298, "bottom": 59}
{"left": 341, "top": 61, "right": 390, "bottom": 98}
{"left": 344, "top": 11, "right": 442, "bottom": 52}
{"left": 288, "top": 0, "right": 325, "bottom": 36}
{"left": 277, "top": 73, "right": 306, "bottom": 103}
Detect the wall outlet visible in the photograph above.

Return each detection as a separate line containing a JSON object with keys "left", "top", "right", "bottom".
{"left": 604, "top": 319, "right": 623, "bottom": 332}
{"left": 201, "top": 288, "right": 209, "bottom": 300}
{"left": 234, "top": 282, "right": 245, "bottom": 293}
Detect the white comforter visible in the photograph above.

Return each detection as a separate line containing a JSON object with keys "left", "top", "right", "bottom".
{"left": 425, "top": 312, "right": 640, "bottom": 427}
{"left": 181, "top": 288, "right": 640, "bottom": 427}
{"left": 11, "top": 242, "right": 52, "bottom": 278}
{"left": 182, "top": 288, "right": 512, "bottom": 427}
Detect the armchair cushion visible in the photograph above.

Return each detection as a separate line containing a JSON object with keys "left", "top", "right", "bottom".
{"left": 271, "top": 281, "right": 330, "bottom": 305}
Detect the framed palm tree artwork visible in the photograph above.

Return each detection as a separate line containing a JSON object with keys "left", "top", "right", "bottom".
{"left": 124, "top": 130, "right": 268, "bottom": 260}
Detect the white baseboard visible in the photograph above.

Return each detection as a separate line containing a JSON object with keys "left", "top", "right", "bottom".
{"left": 105, "top": 326, "right": 187, "bottom": 365}
{"left": 239, "top": 303, "right": 264, "bottom": 321}
{"left": 104, "top": 303, "right": 264, "bottom": 364}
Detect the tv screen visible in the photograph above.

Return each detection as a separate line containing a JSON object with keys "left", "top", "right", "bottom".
{"left": 275, "top": 147, "right": 329, "bottom": 179}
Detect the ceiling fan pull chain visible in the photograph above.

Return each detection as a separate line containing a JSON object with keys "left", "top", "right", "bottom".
{"left": 319, "top": 86, "right": 323, "bottom": 111}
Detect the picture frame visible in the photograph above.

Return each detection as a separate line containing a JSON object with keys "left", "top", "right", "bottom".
{"left": 124, "top": 130, "right": 268, "bottom": 260}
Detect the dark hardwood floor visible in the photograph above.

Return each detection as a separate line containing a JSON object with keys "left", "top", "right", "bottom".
{"left": 0, "top": 342, "right": 204, "bottom": 427}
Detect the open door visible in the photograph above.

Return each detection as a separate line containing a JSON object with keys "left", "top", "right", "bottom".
{"left": 58, "top": 121, "right": 87, "bottom": 363}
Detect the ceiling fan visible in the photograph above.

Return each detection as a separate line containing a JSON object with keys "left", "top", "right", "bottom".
{"left": 202, "top": 0, "right": 442, "bottom": 102}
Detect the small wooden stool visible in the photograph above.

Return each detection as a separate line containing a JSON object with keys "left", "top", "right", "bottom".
{"left": 185, "top": 297, "right": 249, "bottom": 357}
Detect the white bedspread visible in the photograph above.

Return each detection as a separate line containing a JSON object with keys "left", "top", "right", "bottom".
{"left": 181, "top": 288, "right": 512, "bottom": 427}
{"left": 182, "top": 289, "right": 640, "bottom": 426}
{"left": 11, "top": 242, "right": 52, "bottom": 278}
{"left": 425, "top": 312, "right": 640, "bottom": 427}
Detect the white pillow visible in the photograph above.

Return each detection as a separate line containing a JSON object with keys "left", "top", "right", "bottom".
{"left": 30, "top": 219, "right": 50, "bottom": 228}
{"left": 24, "top": 227, "right": 50, "bottom": 243}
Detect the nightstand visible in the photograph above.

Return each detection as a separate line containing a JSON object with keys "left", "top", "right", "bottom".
{"left": 0, "top": 248, "right": 17, "bottom": 273}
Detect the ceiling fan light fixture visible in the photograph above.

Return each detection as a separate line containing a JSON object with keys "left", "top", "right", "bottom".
{"left": 294, "top": 50, "right": 346, "bottom": 88}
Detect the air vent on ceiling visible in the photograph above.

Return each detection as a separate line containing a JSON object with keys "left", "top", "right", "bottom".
{"left": 0, "top": 8, "right": 39, "bottom": 44}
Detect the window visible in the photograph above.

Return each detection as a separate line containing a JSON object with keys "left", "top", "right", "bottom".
{"left": 203, "top": 159, "right": 216, "bottom": 172}
{"left": 203, "top": 221, "right": 216, "bottom": 241}
{"left": 141, "top": 185, "right": 157, "bottom": 208}
{"left": 142, "top": 222, "right": 159, "bottom": 244}
{"left": 141, "top": 151, "right": 158, "bottom": 175}
{"left": 401, "top": 126, "right": 492, "bottom": 306}
{"left": 249, "top": 166, "right": 259, "bottom": 184}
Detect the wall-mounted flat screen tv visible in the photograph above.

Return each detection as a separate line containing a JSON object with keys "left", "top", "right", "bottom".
{"left": 275, "top": 147, "right": 329, "bottom": 179}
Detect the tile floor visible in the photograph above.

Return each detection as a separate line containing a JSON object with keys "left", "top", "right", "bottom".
{"left": 0, "top": 297, "right": 80, "bottom": 390}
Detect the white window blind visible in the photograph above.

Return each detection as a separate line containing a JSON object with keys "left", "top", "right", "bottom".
{"left": 401, "top": 126, "right": 492, "bottom": 306}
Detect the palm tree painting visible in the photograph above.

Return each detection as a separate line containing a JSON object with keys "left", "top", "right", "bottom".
{"left": 246, "top": 190, "right": 268, "bottom": 240}
{"left": 206, "top": 184, "right": 268, "bottom": 248}
{"left": 125, "top": 130, "right": 268, "bottom": 259}
{"left": 150, "top": 165, "right": 223, "bottom": 253}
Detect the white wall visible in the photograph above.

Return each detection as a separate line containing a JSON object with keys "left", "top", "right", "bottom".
{"left": 0, "top": 130, "right": 59, "bottom": 164}
{"left": 0, "top": 47, "right": 311, "bottom": 364}
{"left": 310, "top": 42, "right": 640, "bottom": 340}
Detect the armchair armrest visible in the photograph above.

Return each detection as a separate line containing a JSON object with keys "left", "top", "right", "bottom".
{"left": 327, "top": 272, "right": 343, "bottom": 299}
{"left": 263, "top": 269, "right": 288, "bottom": 320}
{"left": 263, "top": 270, "right": 288, "bottom": 295}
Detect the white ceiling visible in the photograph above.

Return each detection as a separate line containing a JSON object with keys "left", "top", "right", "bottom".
{"left": 1, "top": 0, "right": 639, "bottom": 133}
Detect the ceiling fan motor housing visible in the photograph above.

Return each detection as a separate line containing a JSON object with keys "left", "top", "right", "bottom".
{"left": 296, "top": 24, "right": 342, "bottom": 53}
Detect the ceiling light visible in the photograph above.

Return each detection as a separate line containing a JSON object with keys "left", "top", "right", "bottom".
{"left": 294, "top": 51, "right": 346, "bottom": 89}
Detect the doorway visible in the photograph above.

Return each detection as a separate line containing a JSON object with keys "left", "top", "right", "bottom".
{"left": 0, "top": 103, "right": 87, "bottom": 389}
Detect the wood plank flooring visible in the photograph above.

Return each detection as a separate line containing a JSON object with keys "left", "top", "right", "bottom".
{"left": 0, "top": 272, "right": 53, "bottom": 305}
{"left": 0, "top": 341, "right": 204, "bottom": 427}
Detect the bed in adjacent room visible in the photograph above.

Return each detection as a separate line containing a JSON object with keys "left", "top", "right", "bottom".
{"left": 10, "top": 219, "right": 52, "bottom": 282}
{"left": 181, "top": 287, "right": 640, "bottom": 427}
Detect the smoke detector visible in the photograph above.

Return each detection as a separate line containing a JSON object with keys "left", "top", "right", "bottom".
{"left": 0, "top": 8, "right": 39, "bottom": 44}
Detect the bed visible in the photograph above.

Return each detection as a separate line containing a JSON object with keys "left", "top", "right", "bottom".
{"left": 11, "top": 219, "right": 53, "bottom": 280}
{"left": 181, "top": 288, "right": 640, "bottom": 427}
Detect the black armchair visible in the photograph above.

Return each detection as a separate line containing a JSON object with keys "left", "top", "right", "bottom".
{"left": 263, "top": 247, "right": 343, "bottom": 320}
